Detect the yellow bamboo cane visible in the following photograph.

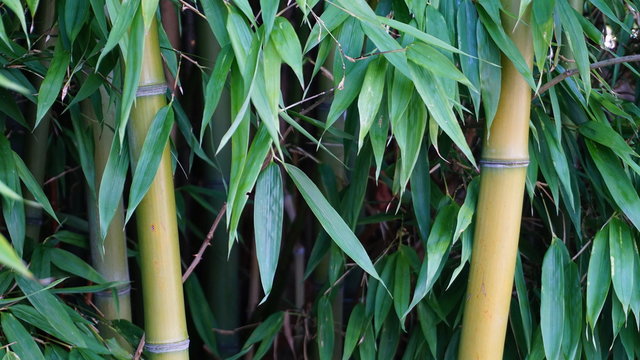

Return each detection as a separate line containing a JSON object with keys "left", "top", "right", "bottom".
{"left": 457, "top": 1, "right": 533, "bottom": 358}
{"left": 127, "top": 19, "right": 189, "bottom": 360}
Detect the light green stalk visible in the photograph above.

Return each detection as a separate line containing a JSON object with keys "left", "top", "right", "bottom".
{"left": 127, "top": 18, "right": 189, "bottom": 360}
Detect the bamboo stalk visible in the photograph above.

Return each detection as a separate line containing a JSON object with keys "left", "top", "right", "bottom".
{"left": 195, "top": 15, "right": 241, "bottom": 356}
{"left": 83, "top": 91, "right": 132, "bottom": 344}
{"left": 127, "top": 19, "right": 189, "bottom": 360}
{"left": 24, "top": 2, "right": 56, "bottom": 242}
{"left": 457, "top": 1, "right": 533, "bottom": 358}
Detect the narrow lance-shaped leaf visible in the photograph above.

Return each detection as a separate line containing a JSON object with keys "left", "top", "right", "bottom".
{"left": 35, "top": 39, "right": 70, "bottom": 128}
{"left": 1, "top": 0, "right": 29, "bottom": 47}
{"left": 200, "top": 45, "right": 234, "bottom": 141}
{"left": 0, "top": 234, "right": 31, "bottom": 278}
{"left": 587, "top": 141, "right": 640, "bottom": 231}
{"left": 586, "top": 225, "right": 610, "bottom": 329}
{"left": 357, "top": 56, "right": 387, "bottom": 151}
{"left": 317, "top": 296, "right": 335, "bottom": 360}
{"left": 118, "top": 7, "right": 144, "bottom": 144}
{"left": 342, "top": 304, "right": 366, "bottom": 360}
{"left": 125, "top": 105, "right": 174, "bottom": 223}
{"left": 12, "top": 153, "right": 59, "bottom": 223}
{"left": 457, "top": 0, "right": 481, "bottom": 117}
{"left": 1, "top": 313, "right": 44, "bottom": 360}
{"left": 97, "top": 0, "right": 140, "bottom": 69}
{"left": 477, "top": 19, "right": 501, "bottom": 134}
{"left": 404, "top": 202, "right": 458, "bottom": 319}
{"left": 271, "top": 17, "right": 304, "bottom": 87}
{"left": 254, "top": 163, "right": 284, "bottom": 304}
{"left": 286, "top": 164, "right": 384, "bottom": 283}
{"left": 609, "top": 218, "right": 636, "bottom": 312}
{"left": 98, "top": 133, "right": 130, "bottom": 241}
{"left": 540, "top": 238, "right": 566, "bottom": 360}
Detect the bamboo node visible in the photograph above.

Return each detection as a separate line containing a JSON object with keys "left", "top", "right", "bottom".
{"left": 479, "top": 159, "right": 529, "bottom": 168}
{"left": 135, "top": 83, "right": 168, "bottom": 98}
{"left": 144, "top": 339, "right": 190, "bottom": 353}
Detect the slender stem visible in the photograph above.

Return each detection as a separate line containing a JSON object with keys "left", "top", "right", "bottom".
{"left": 458, "top": 1, "right": 534, "bottom": 358}
{"left": 83, "top": 90, "right": 132, "bottom": 346}
{"left": 128, "top": 18, "right": 189, "bottom": 360}
{"left": 537, "top": 54, "right": 640, "bottom": 96}
{"left": 182, "top": 204, "right": 226, "bottom": 282}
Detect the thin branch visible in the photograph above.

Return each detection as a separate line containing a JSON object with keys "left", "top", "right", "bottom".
{"left": 182, "top": 204, "right": 227, "bottom": 282}
{"left": 537, "top": 54, "right": 640, "bottom": 96}
{"left": 133, "top": 334, "right": 145, "bottom": 360}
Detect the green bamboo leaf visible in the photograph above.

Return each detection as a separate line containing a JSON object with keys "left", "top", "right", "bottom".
{"left": 67, "top": 74, "right": 104, "bottom": 108}
{"left": 453, "top": 177, "right": 479, "bottom": 243}
{"left": 417, "top": 302, "right": 438, "bottom": 358}
{"left": 260, "top": 0, "right": 278, "bottom": 39}
{"left": 263, "top": 39, "right": 281, "bottom": 119}
{"left": 541, "top": 238, "right": 566, "bottom": 360}
{"left": 393, "top": 97, "right": 427, "bottom": 194}
{"left": 0, "top": 72, "right": 28, "bottom": 95}
{"left": 125, "top": 105, "right": 174, "bottom": 223}
{"left": 410, "top": 140, "right": 430, "bottom": 243}
{"left": 514, "top": 254, "right": 533, "bottom": 352}
{"left": 35, "top": 40, "right": 70, "bottom": 128}
{"left": 357, "top": 56, "right": 387, "bottom": 150}
{"left": 407, "top": 42, "right": 475, "bottom": 90}
{"left": 561, "top": 260, "right": 582, "bottom": 359}
{"left": 587, "top": 141, "right": 640, "bottom": 231}
{"left": 579, "top": 121, "right": 640, "bottom": 175}
{"left": 97, "top": 0, "right": 140, "bottom": 69}
{"left": 556, "top": 0, "right": 591, "bottom": 96}
{"left": 476, "top": 5, "right": 535, "bottom": 89}
{"left": 326, "top": 59, "right": 369, "bottom": 129}
{"left": 586, "top": 225, "right": 611, "bottom": 329}
{"left": 342, "top": 304, "right": 366, "bottom": 360}
{"left": 377, "top": 16, "right": 466, "bottom": 56}
{"left": 457, "top": 0, "right": 481, "bottom": 117}
{"left": 199, "top": 0, "right": 229, "bottom": 46}
{"left": 609, "top": 218, "right": 636, "bottom": 312}
{"left": 539, "top": 114, "right": 574, "bottom": 208}
{"left": 200, "top": 45, "right": 234, "bottom": 141}
{"left": 65, "top": 0, "right": 90, "bottom": 43}
{"left": 588, "top": 0, "right": 630, "bottom": 33}
{"left": 254, "top": 162, "right": 283, "bottom": 304}
{"left": 388, "top": 69, "right": 413, "bottom": 134}
{"left": 0, "top": 135, "right": 24, "bottom": 255}
{"left": 409, "top": 63, "right": 476, "bottom": 168}
{"left": 49, "top": 248, "right": 106, "bottom": 284}
{"left": 404, "top": 202, "right": 458, "bottom": 319}
{"left": 118, "top": 7, "right": 144, "bottom": 144}
{"left": 228, "top": 126, "right": 272, "bottom": 247}
{"left": 141, "top": 0, "right": 159, "bottom": 30}
{"left": 98, "top": 133, "right": 130, "bottom": 240}
{"left": 303, "top": 4, "right": 349, "bottom": 53}
{"left": 184, "top": 276, "right": 219, "bottom": 357}
{"left": 369, "top": 108, "right": 389, "bottom": 180}
{"left": 233, "top": 0, "right": 255, "bottom": 25}
{"left": 15, "top": 276, "right": 87, "bottom": 347}
{"left": 2, "top": 313, "right": 44, "bottom": 360}
{"left": 317, "top": 296, "right": 334, "bottom": 360}
{"left": 286, "top": 164, "right": 383, "bottom": 283}
{"left": 1, "top": 0, "right": 28, "bottom": 46}
{"left": 271, "top": 17, "right": 304, "bottom": 87}
{"left": 69, "top": 105, "right": 96, "bottom": 198}
{"left": 378, "top": 316, "right": 400, "bottom": 359}
{"left": 374, "top": 255, "right": 395, "bottom": 333}
{"left": 477, "top": 20, "right": 501, "bottom": 133}
{"left": 12, "top": 153, "right": 59, "bottom": 223}
{"left": 393, "top": 247, "right": 411, "bottom": 322}
{"left": 229, "top": 312, "right": 283, "bottom": 360}
{"left": 0, "top": 234, "right": 31, "bottom": 277}
{"left": 25, "top": 0, "right": 38, "bottom": 16}
{"left": 358, "top": 324, "right": 376, "bottom": 359}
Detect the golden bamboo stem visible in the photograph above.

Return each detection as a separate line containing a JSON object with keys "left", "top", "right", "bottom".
{"left": 127, "top": 19, "right": 189, "bottom": 360}
{"left": 457, "top": 1, "right": 533, "bottom": 358}
{"left": 83, "top": 90, "right": 132, "bottom": 341}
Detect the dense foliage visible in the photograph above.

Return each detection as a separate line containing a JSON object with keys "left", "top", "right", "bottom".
{"left": 1, "top": 0, "right": 640, "bottom": 359}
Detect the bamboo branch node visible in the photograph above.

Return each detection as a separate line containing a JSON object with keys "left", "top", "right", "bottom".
{"left": 479, "top": 159, "right": 530, "bottom": 168}
{"left": 144, "top": 339, "right": 190, "bottom": 353}
{"left": 135, "top": 83, "right": 168, "bottom": 98}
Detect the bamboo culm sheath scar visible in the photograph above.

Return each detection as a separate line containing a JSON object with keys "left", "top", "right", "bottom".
{"left": 128, "top": 18, "right": 189, "bottom": 360}
{"left": 458, "top": 0, "right": 534, "bottom": 358}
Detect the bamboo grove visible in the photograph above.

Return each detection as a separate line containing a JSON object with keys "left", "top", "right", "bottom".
{"left": 1, "top": 0, "right": 640, "bottom": 359}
